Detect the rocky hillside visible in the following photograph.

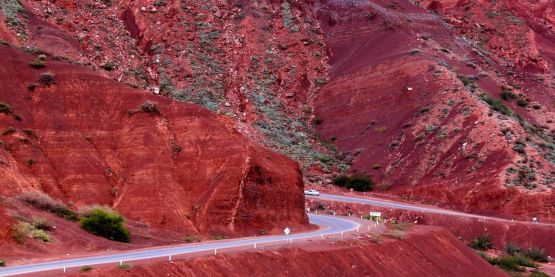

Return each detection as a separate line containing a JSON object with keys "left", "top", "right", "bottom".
{"left": 313, "top": 0, "right": 554, "bottom": 219}
{"left": 0, "top": 0, "right": 552, "bottom": 224}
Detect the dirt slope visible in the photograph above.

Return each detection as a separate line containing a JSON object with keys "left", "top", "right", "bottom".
{"left": 76, "top": 226, "right": 506, "bottom": 277}
{"left": 0, "top": 44, "right": 307, "bottom": 237}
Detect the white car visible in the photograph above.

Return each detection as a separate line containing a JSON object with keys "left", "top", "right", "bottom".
{"left": 304, "top": 189, "right": 320, "bottom": 196}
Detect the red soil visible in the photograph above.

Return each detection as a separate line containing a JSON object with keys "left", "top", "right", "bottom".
{"left": 308, "top": 199, "right": 555, "bottom": 256}
{"left": 74, "top": 226, "right": 506, "bottom": 277}
{"left": 313, "top": 0, "right": 555, "bottom": 219}
{"left": 0, "top": 44, "right": 307, "bottom": 243}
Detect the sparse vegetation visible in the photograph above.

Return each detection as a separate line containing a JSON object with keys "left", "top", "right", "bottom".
{"left": 500, "top": 86, "right": 516, "bottom": 100}
{"left": 333, "top": 174, "right": 373, "bottom": 192}
{"left": 139, "top": 101, "right": 160, "bottom": 115}
{"left": 27, "top": 83, "right": 37, "bottom": 91}
{"left": 31, "top": 217, "right": 52, "bottom": 231}
{"left": 469, "top": 234, "right": 493, "bottom": 250}
{"left": 521, "top": 247, "right": 549, "bottom": 262}
{"left": 530, "top": 269, "right": 550, "bottom": 277}
{"left": 12, "top": 221, "right": 52, "bottom": 243}
{"left": 80, "top": 266, "right": 93, "bottom": 272}
{"left": 211, "top": 234, "right": 227, "bottom": 240}
{"left": 101, "top": 62, "right": 116, "bottom": 71}
{"left": 2, "top": 127, "right": 16, "bottom": 136}
{"left": 19, "top": 191, "right": 78, "bottom": 221}
{"left": 117, "top": 263, "right": 131, "bottom": 269}
{"left": 517, "top": 98, "right": 529, "bottom": 107}
{"left": 480, "top": 93, "right": 512, "bottom": 116}
{"left": 0, "top": 102, "right": 11, "bottom": 114}
{"left": 30, "top": 58, "right": 45, "bottom": 69}
{"left": 38, "top": 72, "right": 56, "bottom": 86}
{"left": 313, "top": 116, "right": 323, "bottom": 125}
{"left": 80, "top": 206, "right": 130, "bottom": 243}
{"left": 0, "top": 259, "right": 5, "bottom": 266}
{"left": 487, "top": 254, "right": 537, "bottom": 272}
{"left": 184, "top": 235, "right": 199, "bottom": 243}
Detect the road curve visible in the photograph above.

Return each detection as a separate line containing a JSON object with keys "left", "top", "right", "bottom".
{"left": 0, "top": 214, "right": 360, "bottom": 277}
{"left": 314, "top": 193, "right": 555, "bottom": 227}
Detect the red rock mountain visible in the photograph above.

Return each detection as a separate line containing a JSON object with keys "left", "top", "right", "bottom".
{"left": 0, "top": 0, "right": 553, "bottom": 238}
{"left": 314, "top": 0, "right": 554, "bottom": 219}
{"left": 0, "top": 44, "right": 307, "bottom": 235}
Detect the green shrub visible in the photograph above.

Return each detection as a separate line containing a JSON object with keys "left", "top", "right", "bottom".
{"left": 80, "top": 206, "right": 130, "bottom": 243}
{"left": 470, "top": 234, "right": 493, "bottom": 250}
{"left": 333, "top": 174, "right": 373, "bottom": 192}
{"left": 211, "top": 234, "right": 227, "bottom": 240}
{"left": 31, "top": 217, "right": 52, "bottom": 231}
{"left": 517, "top": 98, "right": 528, "bottom": 107}
{"left": 30, "top": 58, "right": 45, "bottom": 68}
{"left": 12, "top": 222, "right": 52, "bottom": 243}
{"left": 500, "top": 87, "right": 516, "bottom": 100}
{"left": 29, "top": 227, "right": 52, "bottom": 242}
{"left": 480, "top": 94, "right": 512, "bottom": 116}
{"left": 12, "top": 222, "right": 29, "bottom": 243}
{"left": 504, "top": 243, "right": 521, "bottom": 255}
{"left": 0, "top": 259, "right": 5, "bottom": 266}
{"left": 2, "top": 127, "right": 16, "bottom": 136}
{"left": 101, "top": 62, "right": 115, "bottom": 71}
{"left": 0, "top": 102, "right": 12, "bottom": 113}
{"left": 530, "top": 269, "right": 550, "bottom": 277}
{"left": 117, "top": 263, "right": 131, "bottom": 269}
{"left": 19, "top": 191, "right": 78, "bottom": 221}
{"left": 522, "top": 248, "right": 548, "bottom": 262}
{"left": 184, "top": 235, "right": 199, "bottom": 243}
{"left": 38, "top": 72, "right": 55, "bottom": 86}
{"left": 489, "top": 255, "right": 526, "bottom": 272}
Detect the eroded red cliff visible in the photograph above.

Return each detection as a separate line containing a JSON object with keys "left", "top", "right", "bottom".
{"left": 0, "top": 44, "right": 307, "bottom": 237}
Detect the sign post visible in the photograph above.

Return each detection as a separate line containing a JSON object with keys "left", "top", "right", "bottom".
{"left": 284, "top": 227, "right": 291, "bottom": 236}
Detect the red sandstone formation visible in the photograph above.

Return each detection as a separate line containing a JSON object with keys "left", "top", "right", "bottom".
{"left": 0, "top": 44, "right": 307, "bottom": 238}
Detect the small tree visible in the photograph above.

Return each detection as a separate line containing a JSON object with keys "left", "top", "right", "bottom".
{"left": 80, "top": 206, "right": 130, "bottom": 243}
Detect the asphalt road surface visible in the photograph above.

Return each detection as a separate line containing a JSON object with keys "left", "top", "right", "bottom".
{"left": 314, "top": 193, "right": 555, "bottom": 226}
{"left": 0, "top": 214, "right": 360, "bottom": 276}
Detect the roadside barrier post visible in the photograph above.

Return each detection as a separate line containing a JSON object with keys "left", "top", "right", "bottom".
{"left": 254, "top": 243, "right": 257, "bottom": 249}
{"left": 169, "top": 255, "right": 172, "bottom": 262}
{"left": 214, "top": 249, "right": 217, "bottom": 255}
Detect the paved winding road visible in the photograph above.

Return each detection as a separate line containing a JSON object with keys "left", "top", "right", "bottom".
{"left": 0, "top": 214, "right": 360, "bottom": 276}
{"left": 314, "top": 193, "right": 555, "bottom": 227}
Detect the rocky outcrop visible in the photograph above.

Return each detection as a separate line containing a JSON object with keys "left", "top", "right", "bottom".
{"left": 0, "top": 44, "right": 307, "bottom": 235}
